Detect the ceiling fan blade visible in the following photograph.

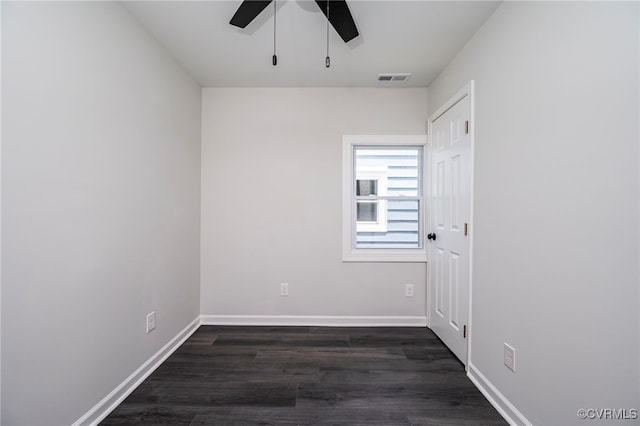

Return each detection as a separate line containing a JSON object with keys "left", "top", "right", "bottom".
{"left": 230, "top": 0, "right": 273, "bottom": 28}
{"left": 315, "top": 0, "right": 359, "bottom": 43}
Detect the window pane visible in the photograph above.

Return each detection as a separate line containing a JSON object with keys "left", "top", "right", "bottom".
{"left": 356, "top": 199, "right": 420, "bottom": 248}
{"left": 356, "top": 179, "right": 378, "bottom": 196}
{"left": 357, "top": 201, "right": 378, "bottom": 222}
{"left": 355, "top": 148, "right": 420, "bottom": 197}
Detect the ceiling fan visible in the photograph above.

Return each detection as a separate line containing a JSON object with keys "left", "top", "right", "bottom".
{"left": 229, "top": 0, "right": 360, "bottom": 43}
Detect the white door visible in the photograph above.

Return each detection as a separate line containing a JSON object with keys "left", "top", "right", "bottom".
{"left": 429, "top": 93, "right": 471, "bottom": 365}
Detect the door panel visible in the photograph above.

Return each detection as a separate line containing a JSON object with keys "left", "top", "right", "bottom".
{"left": 451, "top": 154, "right": 461, "bottom": 230}
{"left": 435, "top": 247, "right": 444, "bottom": 317}
{"left": 429, "top": 95, "right": 471, "bottom": 365}
{"left": 450, "top": 251, "right": 459, "bottom": 327}
{"left": 436, "top": 161, "right": 445, "bottom": 228}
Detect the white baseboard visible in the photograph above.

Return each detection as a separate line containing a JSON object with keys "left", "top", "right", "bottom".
{"left": 467, "top": 362, "right": 532, "bottom": 426}
{"left": 72, "top": 316, "right": 201, "bottom": 426}
{"left": 200, "top": 314, "right": 427, "bottom": 327}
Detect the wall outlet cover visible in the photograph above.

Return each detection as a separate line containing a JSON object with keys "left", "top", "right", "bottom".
{"left": 504, "top": 342, "right": 516, "bottom": 372}
{"left": 146, "top": 311, "right": 156, "bottom": 334}
{"left": 405, "top": 284, "right": 414, "bottom": 297}
{"left": 280, "top": 283, "right": 289, "bottom": 296}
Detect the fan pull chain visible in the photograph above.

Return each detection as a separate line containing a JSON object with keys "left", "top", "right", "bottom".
{"left": 325, "top": 0, "right": 330, "bottom": 68}
{"left": 272, "top": 0, "right": 277, "bottom": 66}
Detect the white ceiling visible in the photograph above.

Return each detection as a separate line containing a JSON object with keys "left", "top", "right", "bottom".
{"left": 123, "top": 1, "right": 501, "bottom": 87}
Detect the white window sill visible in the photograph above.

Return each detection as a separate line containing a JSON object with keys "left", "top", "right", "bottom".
{"left": 342, "top": 249, "right": 427, "bottom": 263}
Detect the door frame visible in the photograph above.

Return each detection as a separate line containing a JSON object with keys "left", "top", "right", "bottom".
{"left": 426, "top": 81, "right": 475, "bottom": 369}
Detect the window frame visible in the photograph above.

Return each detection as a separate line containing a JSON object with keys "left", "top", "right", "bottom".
{"left": 342, "top": 135, "right": 428, "bottom": 263}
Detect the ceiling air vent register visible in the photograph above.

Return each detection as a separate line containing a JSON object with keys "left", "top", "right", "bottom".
{"left": 378, "top": 73, "right": 411, "bottom": 82}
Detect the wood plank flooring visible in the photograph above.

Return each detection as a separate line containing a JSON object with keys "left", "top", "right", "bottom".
{"left": 101, "top": 326, "right": 507, "bottom": 425}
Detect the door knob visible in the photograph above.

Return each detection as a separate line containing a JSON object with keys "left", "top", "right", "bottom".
{"left": 427, "top": 233, "right": 436, "bottom": 241}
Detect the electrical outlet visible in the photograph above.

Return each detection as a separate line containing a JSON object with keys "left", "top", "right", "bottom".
{"left": 280, "top": 283, "right": 289, "bottom": 296}
{"left": 146, "top": 311, "right": 156, "bottom": 334}
{"left": 504, "top": 343, "right": 516, "bottom": 372}
{"left": 405, "top": 284, "right": 414, "bottom": 297}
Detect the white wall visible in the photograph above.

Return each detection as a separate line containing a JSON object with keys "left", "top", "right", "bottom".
{"left": 428, "top": 2, "right": 639, "bottom": 425}
{"left": 201, "top": 88, "right": 428, "bottom": 320}
{"left": 1, "top": 2, "right": 201, "bottom": 425}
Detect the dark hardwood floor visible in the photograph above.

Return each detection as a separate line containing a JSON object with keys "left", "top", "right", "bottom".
{"left": 101, "top": 326, "right": 507, "bottom": 425}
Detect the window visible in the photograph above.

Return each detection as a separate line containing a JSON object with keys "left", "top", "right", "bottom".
{"left": 343, "top": 135, "right": 427, "bottom": 262}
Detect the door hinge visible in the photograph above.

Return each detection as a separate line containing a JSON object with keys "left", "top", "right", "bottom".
{"left": 464, "top": 223, "right": 468, "bottom": 236}
{"left": 465, "top": 120, "right": 469, "bottom": 134}
{"left": 463, "top": 325, "right": 467, "bottom": 338}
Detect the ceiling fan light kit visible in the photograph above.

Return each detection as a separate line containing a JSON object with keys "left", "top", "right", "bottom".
{"left": 229, "top": 0, "right": 359, "bottom": 67}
